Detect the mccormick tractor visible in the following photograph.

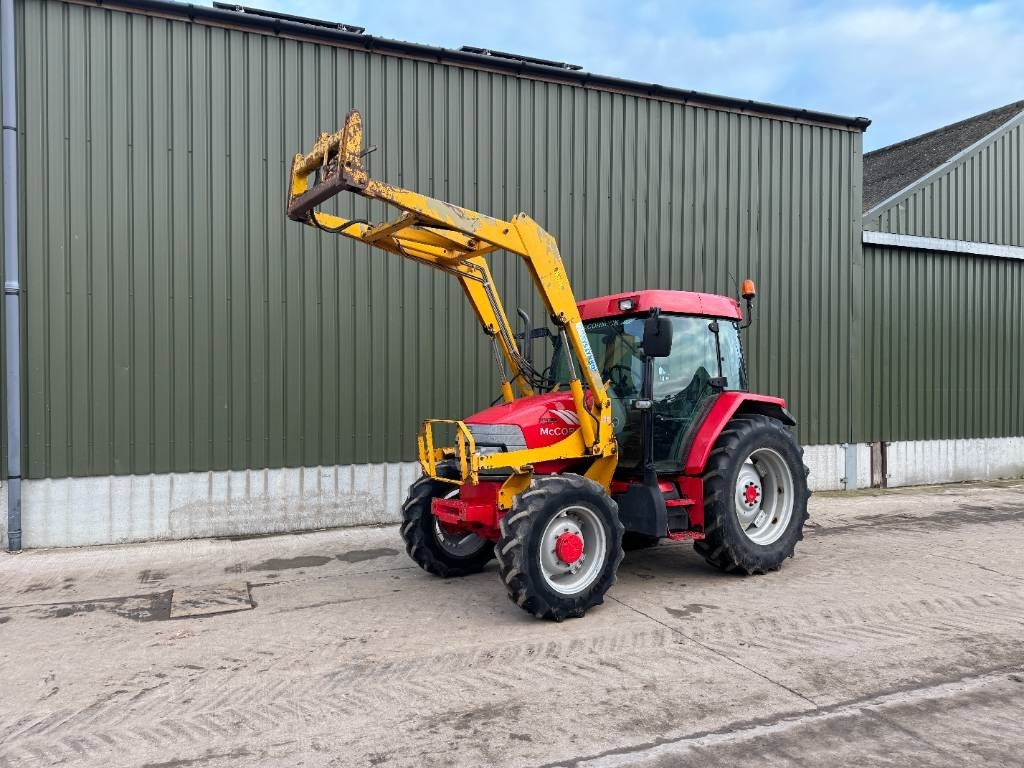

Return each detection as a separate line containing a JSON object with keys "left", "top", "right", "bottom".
{"left": 287, "top": 111, "right": 810, "bottom": 621}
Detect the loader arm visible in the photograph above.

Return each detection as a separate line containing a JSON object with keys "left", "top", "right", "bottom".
{"left": 286, "top": 110, "right": 617, "bottom": 496}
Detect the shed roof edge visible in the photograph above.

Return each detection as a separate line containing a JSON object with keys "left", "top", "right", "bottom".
{"left": 62, "top": 0, "right": 872, "bottom": 132}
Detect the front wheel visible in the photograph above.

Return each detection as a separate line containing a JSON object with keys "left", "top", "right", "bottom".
{"left": 695, "top": 414, "right": 810, "bottom": 574}
{"left": 496, "top": 474, "right": 624, "bottom": 621}
{"left": 400, "top": 476, "right": 495, "bottom": 578}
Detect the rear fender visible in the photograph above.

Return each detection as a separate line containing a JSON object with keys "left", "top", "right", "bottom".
{"left": 683, "top": 393, "right": 795, "bottom": 475}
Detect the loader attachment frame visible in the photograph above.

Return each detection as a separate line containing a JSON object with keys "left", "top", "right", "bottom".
{"left": 286, "top": 110, "right": 617, "bottom": 500}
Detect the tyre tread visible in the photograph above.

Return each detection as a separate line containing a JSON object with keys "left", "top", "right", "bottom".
{"left": 696, "top": 414, "right": 810, "bottom": 575}
{"left": 400, "top": 474, "right": 495, "bottom": 578}
{"left": 494, "top": 474, "right": 624, "bottom": 621}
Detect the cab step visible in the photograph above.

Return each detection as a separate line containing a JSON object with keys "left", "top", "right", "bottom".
{"left": 667, "top": 530, "right": 705, "bottom": 541}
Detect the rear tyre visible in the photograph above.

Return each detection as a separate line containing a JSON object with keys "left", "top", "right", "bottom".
{"left": 496, "top": 474, "right": 624, "bottom": 621}
{"left": 695, "top": 414, "right": 810, "bottom": 574}
{"left": 400, "top": 475, "right": 495, "bottom": 578}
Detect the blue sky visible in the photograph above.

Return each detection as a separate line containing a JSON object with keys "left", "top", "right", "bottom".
{"left": 240, "top": 0, "right": 1022, "bottom": 150}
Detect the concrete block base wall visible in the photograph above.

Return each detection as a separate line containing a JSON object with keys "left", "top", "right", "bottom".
{"left": 805, "top": 437, "right": 1024, "bottom": 490}
{"left": 2, "top": 437, "right": 1022, "bottom": 548}
{"left": 7, "top": 463, "right": 424, "bottom": 549}
{"left": 803, "top": 444, "right": 873, "bottom": 491}
{"left": 884, "top": 438, "right": 1024, "bottom": 487}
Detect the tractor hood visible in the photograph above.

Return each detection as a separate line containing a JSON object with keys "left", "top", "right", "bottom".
{"left": 465, "top": 392, "right": 582, "bottom": 450}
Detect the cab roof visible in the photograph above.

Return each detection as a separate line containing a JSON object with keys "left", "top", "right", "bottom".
{"left": 577, "top": 290, "right": 742, "bottom": 322}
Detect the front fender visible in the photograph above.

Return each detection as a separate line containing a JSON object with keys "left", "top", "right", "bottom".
{"left": 683, "top": 393, "right": 795, "bottom": 475}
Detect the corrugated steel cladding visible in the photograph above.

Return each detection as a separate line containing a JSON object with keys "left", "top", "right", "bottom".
{"left": 5, "top": 0, "right": 866, "bottom": 479}
{"left": 857, "top": 114, "right": 1024, "bottom": 445}
{"left": 859, "top": 245, "right": 1024, "bottom": 442}
{"left": 864, "top": 119, "right": 1023, "bottom": 248}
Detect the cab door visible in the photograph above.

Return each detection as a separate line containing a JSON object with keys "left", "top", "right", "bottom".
{"left": 647, "top": 316, "right": 745, "bottom": 471}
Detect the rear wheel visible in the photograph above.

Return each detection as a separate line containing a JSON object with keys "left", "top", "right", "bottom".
{"left": 496, "top": 474, "right": 624, "bottom": 621}
{"left": 400, "top": 475, "right": 495, "bottom": 578}
{"left": 695, "top": 415, "right": 810, "bottom": 574}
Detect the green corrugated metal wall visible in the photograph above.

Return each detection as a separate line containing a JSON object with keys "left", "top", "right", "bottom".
{"left": 858, "top": 245, "right": 1024, "bottom": 442}
{"left": 864, "top": 118, "right": 1023, "bottom": 248}
{"left": 11, "top": 0, "right": 864, "bottom": 479}
{"left": 858, "top": 112, "right": 1024, "bottom": 443}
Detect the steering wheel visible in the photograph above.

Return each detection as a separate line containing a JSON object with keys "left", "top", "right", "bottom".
{"left": 605, "top": 364, "right": 642, "bottom": 396}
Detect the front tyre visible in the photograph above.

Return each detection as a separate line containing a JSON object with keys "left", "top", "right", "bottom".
{"left": 496, "top": 474, "right": 624, "bottom": 621}
{"left": 400, "top": 476, "right": 495, "bottom": 578}
{"left": 695, "top": 415, "right": 810, "bottom": 574}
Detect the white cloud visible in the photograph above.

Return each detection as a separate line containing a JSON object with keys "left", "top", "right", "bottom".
{"left": 603, "top": 1, "right": 1024, "bottom": 147}
{"left": 260, "top": 1, "right": 1024, "bottom": 148}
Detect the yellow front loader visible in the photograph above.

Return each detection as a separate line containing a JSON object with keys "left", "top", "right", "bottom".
{"left": 287, "top": 110, "right": 619, "bottom": 493}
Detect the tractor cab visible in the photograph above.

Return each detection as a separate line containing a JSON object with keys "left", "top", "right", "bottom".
{"left": 554, "top": 290, "right": 748, "bottom": 476}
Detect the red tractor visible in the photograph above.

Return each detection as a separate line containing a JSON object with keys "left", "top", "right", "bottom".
{"left": 287, "top": 111, "right": 810, "bottom": 621}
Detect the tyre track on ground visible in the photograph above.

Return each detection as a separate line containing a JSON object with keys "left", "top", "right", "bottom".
{"left": 2, "top": 489, "right": 1023, "bottom": 767}
{"left": 5, "top": 582, "right": 1024, "bottom": 768}
{"left": 560, "top": 668, "right": 1024, "bottom": 768}
{"left": 647, "top": 588, "right": 1024, "bottom": 654}
{"left": 0, "top": 627, "right": 684, "bottom": 766}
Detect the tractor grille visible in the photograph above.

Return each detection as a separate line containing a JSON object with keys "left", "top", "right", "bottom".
{"left": 464, "top": 424, "right": 527, "bottom": 453}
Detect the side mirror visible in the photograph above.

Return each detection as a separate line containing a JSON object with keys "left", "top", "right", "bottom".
{"left": 642, "top": 317, "right": 673, "bottom": 358}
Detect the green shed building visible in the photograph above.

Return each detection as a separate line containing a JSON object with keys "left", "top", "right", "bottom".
{"left": 1, "top": 0, "right": 1019, "bottom": 549}
{"left": 860, "top": 101, "right": 1024, "bottom": 486}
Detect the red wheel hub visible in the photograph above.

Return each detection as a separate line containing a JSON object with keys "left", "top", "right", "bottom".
{"left": 555, "top": 532, "right": 584, "bottom": 564}
{"left": 743, "top": 483, "right": 760, "bottom": 506}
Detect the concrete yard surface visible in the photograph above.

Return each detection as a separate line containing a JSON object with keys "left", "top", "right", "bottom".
{"left": 1, "top": 481, "right": 1023, "bottom": 767}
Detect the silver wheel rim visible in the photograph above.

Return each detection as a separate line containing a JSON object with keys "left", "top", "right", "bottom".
{"left": 538, "top": 505, "right": 607, "bottom": 595}
{"left": 433, "top": 488, "right": 489, "bottom": 558}
{"left": 734, "top": 448, "right": 794, "bottom": 546}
